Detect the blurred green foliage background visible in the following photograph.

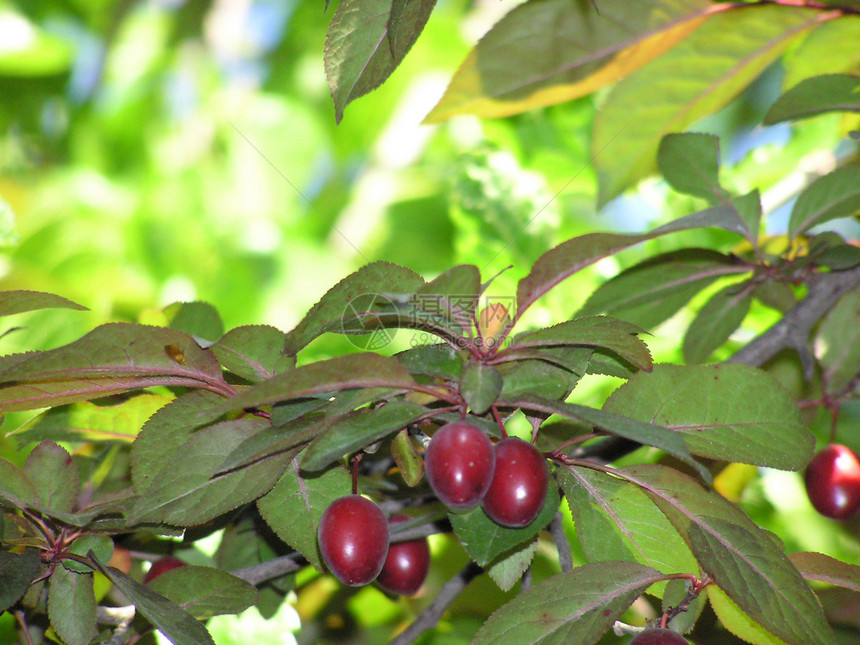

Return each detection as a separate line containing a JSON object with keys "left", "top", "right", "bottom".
{"left": 1, "top": 1, "right": 858, "bottom": 644}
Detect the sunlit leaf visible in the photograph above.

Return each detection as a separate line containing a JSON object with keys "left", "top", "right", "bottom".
{"left": 90, "top": 554, "right": 215, "bottom": 645}
{"left": 604, "top": 364, "right": 814, "bottom": 470}
{"left": 593, "top": 4, "right": 822, "bottom": 205}
{"left": 683, "top": 281, "right": 753, "bottom": 364}
{"left": 165, "top": 301, "right": 224, "bottom": 344}
{"left": 788, "top": 166, "right": 860, "bottom": 239}
{"left": 391, "top": 427, "right": 424, "bottom": 486}
{"left": 426, "top": 0, "right": 712, "bottom": 121}
{"left": 0, "top": 290, "right": 87, "bottom": 317}
{"left": 764, "top": 73, "right": 860, "bottom": 125}
{"left": 472, "top": 561, "right": 667, "bottom": 644}
{"left": 325, "top": 0, "right": 436, "bottom": 123}
{"left": 486, "top": 539, "right": 538, "bottom": 592}
{"left": 257, "top": 459, "right": 351, "bottom": 571}
{"left": 783, "top": 20, "right": 860, "bottom": 88}
{"left": 621, "top": 464, "right": 835, "bottom": 645}
{"left": 815, "top": 289, "right": 860, "bottom": 391}
{"left": 708, "top": 586, "right": 790, "bottom": 645}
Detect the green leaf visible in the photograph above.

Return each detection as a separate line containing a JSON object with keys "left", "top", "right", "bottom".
{"left": 0, "top": 549, "right": 42, "bottom": 612}
{"left": 394, "top": 343, "right": 465, "bottom": 381}
{"left": 708, "top": 585, "right": 790, "bottom": 645}
{"left": 300, "top": 399, "right": 429, "bottom": 471}
{"left": 507, "top": 394, "right": 711, "bottom": 483}
{"left": 579, "top": 249, "right": 749, "bottom": 330}
{"left": 147, "top": 566, "right": 258, "bottom": 620}
{"left": 448, "top": 484, "right": 560, "bottom": 567}
{"left": 764, "top": 73, "right": 860, "bottom": 125}
{"left": 621, "top": 464, "right": 835, "bottom": 645}
{"left": 498, "top": 346, "right": 591, "bottom": 400}
{"left": 211, "top": 325, "right": 294, "bottom": 383}
{"left": 391, "top": 427, "right": 424, "bottom": 486}
{"left": 23, "top": 441, "right": 79, "bottom": 514}
{"left": 658, "top": 132, "right": 731, "bottom": 203}
{"left": 48, "top": 566, "right": 98, "bottom": 645}
{"left": 788, "top": 551, "right": 860, "bottom": 592}
{"left": 815, "top": 289, "right": 860, "bottom": 391}
{"left": 413, "top": 264, "right": 481, "bottom": 334}
{"left": 10, "top": 394, "right": 169, "bottom": 448}
{"left": 594, "top": 4, "right": 822, "bottom": 205}
{"left": 0, "top": 290, "right": 87, "bottom": 317}
{"left": 511, "top": 316, "right": 652, "bottom": 372}
{"left": 0, "top": 324, "right": 229, "bottom": 412}
{"left": 426, "top": 0, "right": 712, "bottom": 121}
{"left": 788, "top": 166, "right": 860, "bottom": 239}
{"left": 683, "top": 281, "right": 753, "bottom": 364}
{"left": 165, "top": 301, "right": 225, "bottom": 344}
{"left": 198, "top": 353, "right": 417, "bottom": 421}
{"left": 0, "top": 455, "right": 39, "bottom": 509}
{"left": 486, "top": 539, "right": 538, "bottom": 592}
{"left": 783, "top": 20, "right": 860, "bottom": 89}
{"left": 284, "top": 262, "right": 425, "bottom": 355}
{"left": 558, "top": 466, "right": 698, "bottom": 585}
{"left": 90, "top": 553, "right": 215, "bottom": 645}
{"left": 131, "top": 390, "right": 224, "bottom": 493}
{"left": 325, "top": 0, "right": 436, "bottom": 123}
{"left": 459, "top": 362, "right": 502, "bottom": 416}
{"left": 471, "top": 561, "right": 667, "bottom": 645}
{"left": 129, "top": 417, "right": 292, "bottom": 526}
{"left": 604, "top": 363, "right": 814, "bottom": 470}
{"left": 63, "top": 534, "right": 113, "bottom": 574}
{"left": 256, "top": 459, "right": 351, "bottom": 571}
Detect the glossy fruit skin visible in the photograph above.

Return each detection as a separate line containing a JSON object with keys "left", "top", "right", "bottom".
{"left": 482, "top": 438, "right": 548, "bottom": 527}
{"left": 317, "top": 495, "right": 390, "bottom": 586}
{"left": 425, "top": 421, "right": 495, "bottom": 510}
{"left": 630, "top": 628, "right": 688, "bottom": 645}
{"left": 376, "top": 515, "right": 431, "bottom": 596}
{"left": 144, "top": 556, "right": 186, "bottom": 583}
{"left": 805, "top": 444, "right": 860, "bottom": 520}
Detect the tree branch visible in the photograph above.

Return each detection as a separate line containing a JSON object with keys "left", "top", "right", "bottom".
{"left": 388, "top": 562, "right": 483, "bottom": 645}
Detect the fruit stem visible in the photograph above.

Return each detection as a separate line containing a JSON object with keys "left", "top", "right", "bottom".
{"left": 351, "top": 454, "right": 362, "bottom": 494}
{"left": 491, "top": 405, "right": 508, "bottom": 438}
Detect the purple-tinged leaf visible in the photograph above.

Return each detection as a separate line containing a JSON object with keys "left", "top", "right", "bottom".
{"left": 257, "top": 459, "right": 351, "bottom": 571}
{"left": 197, "top": 353, "right": 417, "bottom": 421}
{"left": 89, "top": 553, "right": 215, "bottom": 645}
{"left": 511, "top": 316, "right": 652, "bottom": 372}
{"left": 683, "top": 281, "right": 753, "bottom": 364}
{"left": 578, "top": 249, "right": 749, "bottom": 330}
{"left": 472, "top": 561, "right": 667, "bottom": 645}
{"left": 23, "top": 441, "right": 79, "bottom": 514}
{"left": 506, "top": 394, "right": 710, "bottom": 482}
{"left": 604, "top": 364, "right": 814, "bottom": 470}
{"left": 284, "top": 262, "right": 424, "bottom": 354}
{"left": 325, "top": 0, "right": 436, "bottom": 123}
{"left": 658, "top": 132, "right": 731, "bottom": 204}
{"left": 426, "top": 0, "right": 712, "bottom": 122}
{"left": 764, "top": 73, "right": 860, "bottom": 125}
{"left": 788, "top": 166, "right": 860, "bottom": 239}
{"left": 620, "top": 464, "right": 835, "bottom": 645}
{"left": 48, "top": 566, "right": 97, "bottom": 645}
{"left": 789, "top": 552, "right": 860, "bottom": 592}
{"left": 0, "top": 456, "right": 39, "bottom": 509}
{"left": 0, "top": 324, "right": 233, "bottom": 412}
{"left": 212, "top": 325, "right": 294, "bottom": 383}
{"left": 0, "top": 290, "right": 87, "bottom": 317}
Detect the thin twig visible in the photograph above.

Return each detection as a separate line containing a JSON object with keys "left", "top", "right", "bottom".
{"left": 549, "top": 512, "right": 574, "bottom": 573}
{"left": 388, "top": 562, "right": 483, "bottom": 645}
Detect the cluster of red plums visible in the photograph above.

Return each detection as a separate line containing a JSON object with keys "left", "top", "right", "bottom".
{"left": 317, "top": 420, "right": 550, "bottom": 590}
{"left": 804, "top": 443, "right": 860, "bottom": 520}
